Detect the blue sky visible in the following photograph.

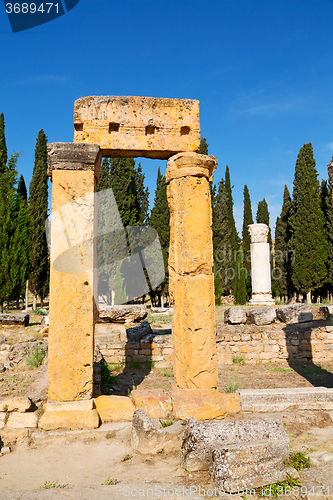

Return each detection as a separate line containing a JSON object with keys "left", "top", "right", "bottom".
{"left": 1, "top": 0, "right": 333, "bottom": 236}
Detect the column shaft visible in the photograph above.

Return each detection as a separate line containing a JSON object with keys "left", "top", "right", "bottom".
{"left": 166, "top": 152, "right": 218, "bottom": 389}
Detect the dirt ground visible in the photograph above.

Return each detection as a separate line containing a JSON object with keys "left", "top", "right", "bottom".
{"left": 1, "top": 304, "right": 333, "bottom": 498}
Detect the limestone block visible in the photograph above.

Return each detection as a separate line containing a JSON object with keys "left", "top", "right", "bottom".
{"left": 276, "top": 304, "right": 313, "bottom": 324}
{"left": 48, "top": 167, "right": 98, "bottom": 402}
{"left": 211, "top": 445, "right": 296, "bottom": 493}
{"left": 182, "top": 419, "right": 289, "bottom": 472}
{"left": 6, "top": 412, "right": 38, "bottom": 429}
{"left": 0, "top": 397, "right": 32, "bottom": 413}
{"left": 246, "top": 308, "right": 276, "bottom": 326}
{"left": 239, "top": 387, "right": 333, "bottom": 412}
{"left": 224, "top": 307, "right": 246, "bottom": 324}
{"left": 47, "top": 142, "right": 101, "bottom": 179}
{"left": 131, "top": 409, "right": 184, "bottom": 454}
{"left": 38, "top": 409, "right": 100, "bottom": 430}
{"left": 0, "top": 314, "right": 29, "bottom": 326}
{"left": 99, "top": 305, "right": 148, "bottom": 323}
{"left": 94, "top": 395, "right": 135, "bottom": 422}
{"left": 73, "top": 96, "right": 200, "bottom": 159}
{"left": 126, "top": 321, "right": 153, "bottom": 342}
{"left": 319, "top": 305, "right": 333, "bottom": 318}
{"left": 172, "top": 388, "right": 239, "bottom": 420}
{"left": 131, "top": 390, "right": 172, "bottom": 418}
{"left": 46, "top": 400, "right": 94, "bottom": 412}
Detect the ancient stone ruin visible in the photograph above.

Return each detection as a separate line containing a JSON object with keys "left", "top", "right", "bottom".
{"left": 40, "top": 95, "right": 219, "bottom": 428}
{"left": 248, "top": 223, "right": 274, "bottom": 306}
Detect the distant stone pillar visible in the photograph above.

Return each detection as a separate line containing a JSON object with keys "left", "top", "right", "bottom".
{"left": 47, "top": 143, "right": 101, "bottom": 401}
{"left": 166, "top": 152, "right": 218, "bottom": 389}
{"left": 248, "top": 223, "right": 274, "bottom": 306}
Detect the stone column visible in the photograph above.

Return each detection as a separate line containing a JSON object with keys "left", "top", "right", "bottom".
{"left": 166, "top": 152, "right": 218, "bottom": 389}
{"left": 248, "top": 223, "right": 274, "bottom": 306}
{"left": 46, "top": 143, "right": 101, "bottom": 402}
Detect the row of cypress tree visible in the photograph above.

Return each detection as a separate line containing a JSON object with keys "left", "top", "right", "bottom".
{"left": 0, "top": 113, "right": 49, "bottom": 312}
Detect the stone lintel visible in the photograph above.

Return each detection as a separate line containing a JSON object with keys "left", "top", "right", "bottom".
{"left": 47, "top": 399, "right": 94, "bottom": 412}
{"left": 47, "top": 142, "right": 101, "bottom": 180}
{"left": 73, "top": 95, "right": 200, "bottom": 159}
{"left": 166, "top": 152, "right": 217, "bottom": 183}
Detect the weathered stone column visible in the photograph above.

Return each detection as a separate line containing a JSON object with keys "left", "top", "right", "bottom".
{"left": 47, "top": 143, "right": 101, "bottom": 402}
{"left": 248, "top": 223, "right": 274, "bottom": 306}
{"left": 166, "top": 152, "right": 218, "bottom": 389}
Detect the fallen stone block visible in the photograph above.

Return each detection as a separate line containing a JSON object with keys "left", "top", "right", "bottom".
{"left": 6, "top": 412, "right": 38, "bottom": 429}
{"left": 131, "top": 409, "right": 184, "bottom": 454}
{"left": 126, "top": 321, "right": 153, "bottom": 342}
{"left": 276, "top": 304, "right": 313, "bottom": 324}
{"left": 0, "top": 397, "right": 32, "bottom": 413}
{"left": 246, "top": 308, "right": 276, "bottom": 325}
{"left": 95, "top": 395, "right": 135, "bottom": 422}
{"left": 0, "top": 314, "right": 29, "bottom": 326}
{"left": 211, "top": 444, "right": 296, "bottom": 493}
{"left": 38, "top": 409, "right": 100, "bottom": 430}
{"left": 98, "top": 305, "right": 148, "bottom": 324}
{"left": 224, "top": 307, "right": 246, "bottom": 325}
{"left": 182, "top": 418, "right": 289, "bottom": 472}
{"left": 319, "top": 305, "right": 333, "bottom": 318}
{"left": 131, "top": 389, "right": 172, "bottom": 418}
{"left": 150, "top": 307, "right": 173, "bottom": 315}
{"left": 172, "top": 388, "right": 239, "bottom": 420}
{"left": 239, "top": 387, "right": 333, "bottom": 412}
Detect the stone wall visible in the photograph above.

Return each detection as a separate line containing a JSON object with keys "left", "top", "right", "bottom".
{"left": 95, "top": 320, "right": 333, "bottom": 366}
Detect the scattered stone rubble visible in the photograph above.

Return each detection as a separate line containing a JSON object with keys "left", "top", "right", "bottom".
{"left": 0, "top": 314, "right": 29, "bottom": 326}
{"left": 98, "top": 305, "right": 148, "bottom": 324}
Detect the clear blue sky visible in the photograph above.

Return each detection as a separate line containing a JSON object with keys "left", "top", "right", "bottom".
{"left": 1, "top": 0, "right": 333, "bottom": 236}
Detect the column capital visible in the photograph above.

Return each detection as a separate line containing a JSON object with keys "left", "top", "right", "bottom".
{"left": 166, "top": 152, "right": 217, "bottom": 184}
{"left": 248, "top": 223, "right": 269, "bottom": 244}
{"left": 47, "top": 142, "right": 102, "bottom": 181}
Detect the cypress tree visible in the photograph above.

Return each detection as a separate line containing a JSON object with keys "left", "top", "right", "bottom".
{"left": 149, "top": 167, "right": 170, "bottom": 306}
{"left": 214, "top": 178, "right": 228, "bottom": 296}
{"left": 109, "top": 158, "right": 139, "bottom": 227}
{"left": 97, "top": 158, "right": 111, "bottom": 192}
{"left": 199, "top": 137, "right": 208, "bottom": 155}
{"left": 290, "top": 143, "right": 327, "bottom": 299}
{"left": 28, "top": 129, "right": 49, "bottom": 307}
{"left": 274, "top": 185, "right": 292, "bottom": 300}
{"left": 134, "top": 162, "right": 149, "bottom": 226}
{"left": 256, "top": 198, "right": 272, "bottom": 247}
{"left": 0, "top": 113, "right": 7, "bottom": 175}
{"left": 242, "top": 185, "right": 253, "bottom": 284}
{"left": 234, "top": 249, "right": 246, "bottom": 305}
{"left": 320, "top": 179, "right": 333, "bottom": 298}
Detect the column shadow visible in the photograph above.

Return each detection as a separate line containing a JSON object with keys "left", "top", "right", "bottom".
{"left": 285, "top": 318, "right": 333, "bottom": 387}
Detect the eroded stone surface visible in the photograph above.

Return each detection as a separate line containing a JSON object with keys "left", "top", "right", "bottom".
{"left": 182, "top": 419, "right": 289, "bottom": 472}
{"left": 131, "top": 390, "right": 172, "bottom": 418}
{"left": 276, "top": 304, "right": 313, "bottom": 324}
{"left": 94, "top": 395, "right": 135, "bottom": 422}
{"left": 167, "top": 153, "right": 218, "bottom": 389}
{"left": 131, "top": 409, "right": 184, "bottom": 454}
{"left": 38, "top": 409, "right": 100, "bottom": 430}
{"left": 126, "top": 321, "right": 153, "bottom": 342}
{"left": 246, "top": 308, "right": 276, "bottom": 326}
{"left": 224, "top": 308, "right": 246, "bottom": 325}
{"left": 99, "top": 305, "right": 148, "bottom": 323}
{"left": 0, "top": 314, "right": 29, "bottom": 326}
{"left": 172, "top": 388, "right": 239, "bottom": 420}
{"left": 73, "top": 96, "right": 200, "bottom": 159}
{"left": 0, "top": 397, "right": 32, "bottom": 413}
{"left": 47, "top": 148, "right": 99, "bottom": 401}
{"left": 6, "top": 412, "right": 38, "bottom": 429}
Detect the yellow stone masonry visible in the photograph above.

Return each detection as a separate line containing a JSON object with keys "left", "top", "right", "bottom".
{"left": 73, "top": 96, "right": 200, "bottom": 159}
{"left": 166, "top": 152, "right": 218, "bottom": 389}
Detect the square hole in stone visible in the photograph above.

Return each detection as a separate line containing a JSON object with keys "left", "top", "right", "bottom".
{"left": 109, "top": 123, "right": 120, "bottom": 133}
{"left": 74, "top": 123, "right": 83, "bottom": 132}
{"left": 181, "top": 126, "right": 190, "bottom": 135}
{"left": 145, "top": 125, "right": 157, "bottom": 135}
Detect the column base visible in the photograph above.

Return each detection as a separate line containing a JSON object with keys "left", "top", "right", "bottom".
{"left": 171, "top": 388, "right": 240, "bottom": 420}
{"left": 249, "top": 293, "right": 275, "bottom": 306}
{"left": 39, "top": 399, "right": 100, "bottom": 431}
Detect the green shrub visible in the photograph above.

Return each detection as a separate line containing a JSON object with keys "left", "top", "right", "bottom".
{"left": 284, "top": 451, "right": 310, "bottom": 470}
{"left": 24, "top": 345, "right": 45, "bottom": 368}
{"left": 232, "top": 355, "right": 245, "bottom": 365}
{"left": 225, "top": 381, "right": 239, "bottom": 393}
{"left": 102, "top": 476, "right": 118, "bottom": 485}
